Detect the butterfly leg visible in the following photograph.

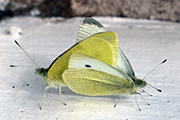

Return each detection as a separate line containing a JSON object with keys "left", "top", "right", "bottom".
{"left": 136, "top": 92, "right": 150, "bottom": 106}
{"left": 40, "top": 86, "right": 49, "bottom": 110}
{"left": 59, "top": 86, "right": 66, "bottom": 105}
{"left": 114, "top": 94, "right": 123, "bottom": 107}
{"left": 135, "top": 93, "right": 141, "bottom": 111}
{"left": 140, "top": 89, "right": 152, "bottom": 96}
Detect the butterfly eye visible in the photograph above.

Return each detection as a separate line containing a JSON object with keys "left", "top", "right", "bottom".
{"left": 85, "top": 64, "right": 91, "bottom": 68}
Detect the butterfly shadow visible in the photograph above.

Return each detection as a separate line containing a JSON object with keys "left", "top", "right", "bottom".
{"left": 59, "top": 86, "right": 130, "bottom": 105}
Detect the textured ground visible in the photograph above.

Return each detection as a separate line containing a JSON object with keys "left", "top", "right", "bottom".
{"left": 0, "top": 16, "right": 180, "bottom": 120}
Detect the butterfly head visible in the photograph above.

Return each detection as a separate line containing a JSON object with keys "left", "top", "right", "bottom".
{"left": 35, "top": 68, "right": 48, "bottom": 78}
{"left": 132, "top": 76, "right": 147, "bottom": 89}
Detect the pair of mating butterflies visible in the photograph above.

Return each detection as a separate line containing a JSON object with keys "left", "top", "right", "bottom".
{"left": 13, "top": 17, "right": 166, "bottom": 110}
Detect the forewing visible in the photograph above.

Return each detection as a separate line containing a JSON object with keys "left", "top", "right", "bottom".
{"left": 48, "top": 32, "right": 118, "bottom": 85}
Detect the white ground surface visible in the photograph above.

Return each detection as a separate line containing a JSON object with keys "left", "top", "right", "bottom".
{"left": 0, "top": 16, "right": 180, "bottom": 120}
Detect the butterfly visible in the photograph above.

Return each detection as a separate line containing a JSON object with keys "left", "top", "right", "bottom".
{"left": 11, "top": 17, "right": 119, "bottom": 109}
{"left": 62, "top": 17, "right": 166, "bottom": 111}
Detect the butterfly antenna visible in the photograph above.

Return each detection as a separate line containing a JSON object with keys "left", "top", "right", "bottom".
{"left": 9, "top": 65, "right": 36, "bottom": 68}
{"left": 147, "top": 83, "right": 161, "bottom": 92}
{"left": 142, "top": 59, "right": 167, "bottom": 80}
{"left": 14, "top": 40, "right": 40, "bottom": 68}
{"left": 142, "top": 59, "right": 167, "bottom": 92}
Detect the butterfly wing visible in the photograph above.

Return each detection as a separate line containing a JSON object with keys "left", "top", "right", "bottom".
{"left": 77, "top": 17, "right": 135, "bottom": 78}
{"left": 76, "top": 17, "right": 107, "bottom": 43}
{"left": 48, "top": 32, "right": 118, "bottom": 85}
{"left": 62, "top": 54, "right": 133, "bottom": 96}
{"left": 68, "top": 54, "right": 134, "bottom": 84}
{"left": 115, "top": 48, "right": 135, "bottom": 77}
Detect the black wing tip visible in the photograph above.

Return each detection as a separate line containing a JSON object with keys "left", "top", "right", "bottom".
{"left": 82, "top": 17, "right": 103, "bottom": 28}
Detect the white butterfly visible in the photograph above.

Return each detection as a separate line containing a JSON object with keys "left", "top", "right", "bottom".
{"left": 63, "top": 17, "right": 165, "bottom": 110}
{"left": 76, "top": 17, "right": 135, "bottom": 78}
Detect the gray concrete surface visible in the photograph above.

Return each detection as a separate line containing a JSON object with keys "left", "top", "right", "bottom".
{"left": 0, "top": 16, "right": 180, "bottom": 119}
